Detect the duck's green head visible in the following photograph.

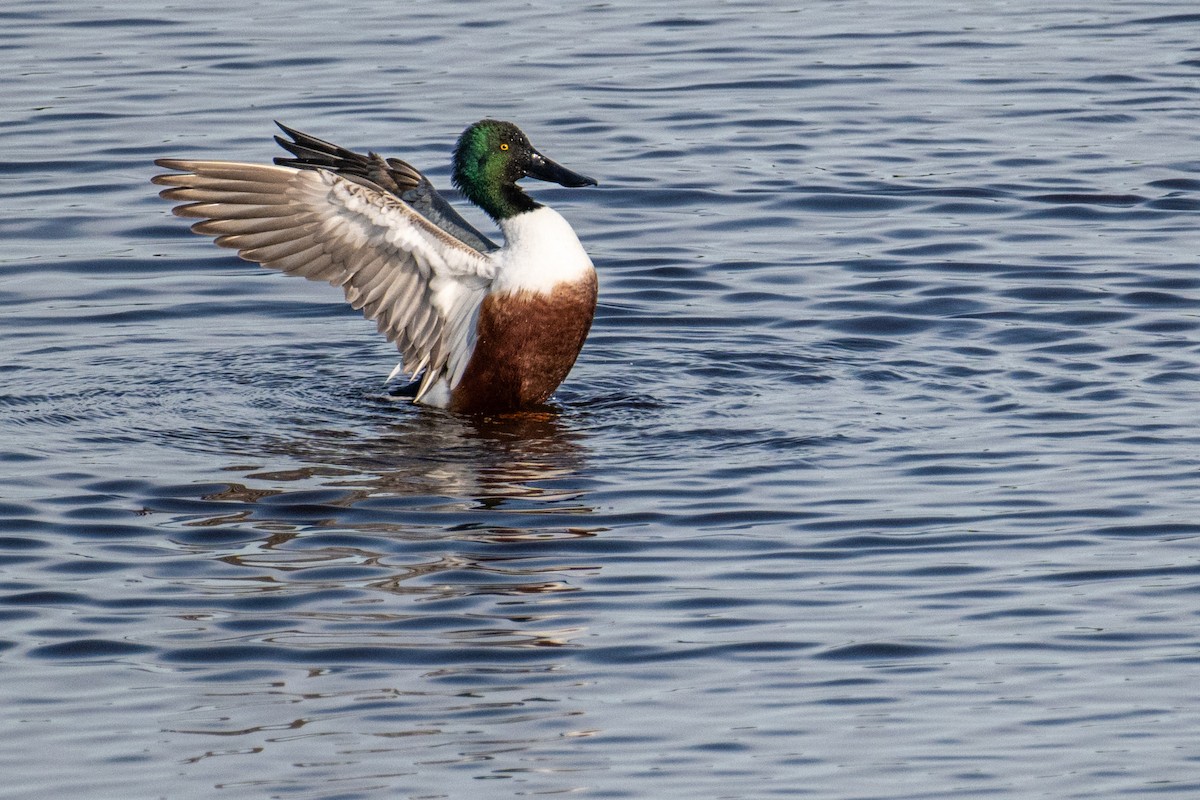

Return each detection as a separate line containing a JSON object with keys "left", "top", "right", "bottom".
{"left": 452, "top": 119, "right": 597, "bottom": 221}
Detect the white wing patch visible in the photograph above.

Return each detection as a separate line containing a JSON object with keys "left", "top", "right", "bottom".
{"left": 153, "top": 160, "right": 496, "bottom": 404}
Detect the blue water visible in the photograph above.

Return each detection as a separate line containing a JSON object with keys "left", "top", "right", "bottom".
{"left": 3, "top": 1, "right": 1200, "bottom": 797}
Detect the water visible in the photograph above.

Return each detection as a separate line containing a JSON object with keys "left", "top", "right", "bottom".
{"left": 3, "top": 1, "right": 1200, "bottom": 797}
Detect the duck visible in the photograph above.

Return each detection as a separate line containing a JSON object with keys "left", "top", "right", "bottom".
{"left": 152, "top": 120, "right": 598, "bottom": 414}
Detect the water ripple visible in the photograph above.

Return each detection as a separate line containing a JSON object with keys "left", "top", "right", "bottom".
{"left": 3, "top": 1, "right": 1200, "bottom": 798}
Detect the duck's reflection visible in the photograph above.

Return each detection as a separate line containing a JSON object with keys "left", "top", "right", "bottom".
{"left": 231, "top": 404, "right": 592, "bottom": 508}
{"left": 179, "top": 405, "right": 602, "bottom": 649}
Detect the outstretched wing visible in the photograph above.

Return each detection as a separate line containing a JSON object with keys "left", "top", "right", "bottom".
{"left": 272, "top": 122, "right": 499, "bottom": 254}
{"left": 152, "top": 159, "right": 494, "bottom": 401}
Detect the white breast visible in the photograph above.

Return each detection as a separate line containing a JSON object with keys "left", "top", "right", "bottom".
{"left": 492, "top": 206, "right": 594, "bottom": 295}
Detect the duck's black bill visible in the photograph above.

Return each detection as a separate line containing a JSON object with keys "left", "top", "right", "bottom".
{"left": 525, "top": 150, "right": 598, "bottom": 188}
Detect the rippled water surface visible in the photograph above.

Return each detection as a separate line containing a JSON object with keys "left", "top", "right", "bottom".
{"left": 4, "top": 1, "right": 1200, "bottom": 797}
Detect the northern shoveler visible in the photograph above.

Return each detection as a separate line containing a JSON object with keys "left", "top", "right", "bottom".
{"left": 152, "top": 120, "right": 598, "bottom": 414}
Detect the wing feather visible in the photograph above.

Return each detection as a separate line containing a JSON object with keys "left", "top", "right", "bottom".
{"left": 195, "top": 216, "right": 295, "bottom": 236}
{"left": 175, "top": 202, "right": 296, "bottom": 220}
{"left": 272, "top": 122, "right": 499, "bottom": 253}
{"left": 153, "top": 160, "right": 494, "bottom": 402}
{"left": 215, "top": 226, "right": 311, "bottom": 249}
{"left": 242, "top": 237, "right": 326, "bottom": 264}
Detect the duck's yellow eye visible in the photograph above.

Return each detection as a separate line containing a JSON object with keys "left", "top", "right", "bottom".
{"left": 500, "top": 143, "right": 509, "bottom": 151}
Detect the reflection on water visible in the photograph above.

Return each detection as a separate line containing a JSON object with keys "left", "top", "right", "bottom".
{"left": 227, "top": 402, "right": 595, "bottom": 517}
{"left": 161, "top": 408, "right": 603, "bottom": 656}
